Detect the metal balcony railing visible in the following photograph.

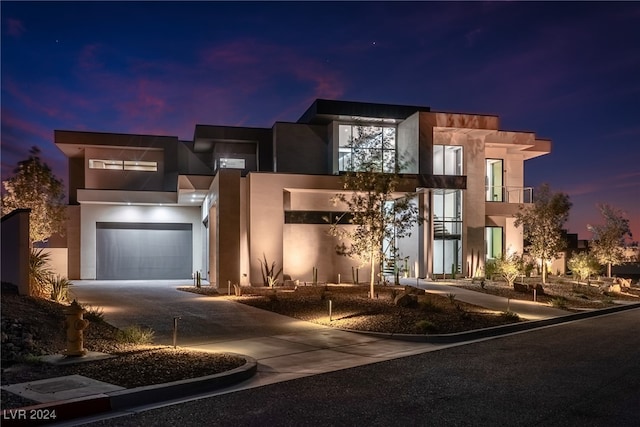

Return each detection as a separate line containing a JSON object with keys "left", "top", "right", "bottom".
{"left": 485, "top": 186, "right": 533, "bottom": 204}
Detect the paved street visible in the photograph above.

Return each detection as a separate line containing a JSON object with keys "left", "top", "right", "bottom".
{"left": 68, "top": 307, "right": 640, "bottom": 426}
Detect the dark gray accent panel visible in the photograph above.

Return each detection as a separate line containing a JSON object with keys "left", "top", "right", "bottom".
{"left": 96, "top": 223, "right": 192, "bottom": 280}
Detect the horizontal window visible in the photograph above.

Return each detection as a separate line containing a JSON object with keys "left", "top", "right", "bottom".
{"left": 124, "top": 161, "right": 157, "bottom": 171}
{"left": 89, "top": 159, "right": 123, "bottom": 170}
{"left": 285, "top": 211, "right": 353, "bottom": 225}
{"left": 89, "top": 159, "right": 157, "bottom": 172}
{"left": 219, "top": 158, "right": 246, "bottom": 169}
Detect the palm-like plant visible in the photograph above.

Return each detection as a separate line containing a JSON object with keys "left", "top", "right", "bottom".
{"left": 30, "top": 248, "right": 53, "bottom": 298}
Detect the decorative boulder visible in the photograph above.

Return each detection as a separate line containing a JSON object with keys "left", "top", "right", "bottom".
{"left": 513, "top": 282, "right": 529, "bottom": 293}
{"left": 404, "top": 286, "right": 426, "bottom": 295}
{"left": 394, "top": 292, "right": 418, "bottom": 307}
{"left": 615, "top": 278, "right": 632, "bottom": 288}
{"left": 603, "top": 283, "right": 621, "bottom": 294}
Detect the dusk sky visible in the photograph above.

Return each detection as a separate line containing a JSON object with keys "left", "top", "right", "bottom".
{"left": 2, "top": 1, "right": 639, "bottom": 240}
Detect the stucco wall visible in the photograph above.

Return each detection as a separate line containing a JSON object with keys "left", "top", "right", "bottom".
{"left": 84, "top": 147, "right": 165, "bottom": 191}
{"left": 273, "top": 122, "right": 328, "bottom": 174}
{"left": 1, "top": 209, "right": 30, "bottom": 295}
{"left": 80, "top": 204, "right": 203, "bottom": 279}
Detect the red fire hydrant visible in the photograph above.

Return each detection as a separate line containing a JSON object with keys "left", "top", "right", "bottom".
{"left": 64, "top": 300, "right": 89, "bottom": 357}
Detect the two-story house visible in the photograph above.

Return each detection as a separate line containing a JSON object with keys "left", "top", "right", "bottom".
{"left": 54, "top": 99, "right": 551, "bottom": 290}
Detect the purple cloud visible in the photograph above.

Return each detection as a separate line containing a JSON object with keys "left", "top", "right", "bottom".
{"left": 5, "top": 18, "right": 25, "bottom": 38}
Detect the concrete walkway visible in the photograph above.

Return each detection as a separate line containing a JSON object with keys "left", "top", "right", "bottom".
{"left": 402, "top": 278, "right": 570, "bottom": 320}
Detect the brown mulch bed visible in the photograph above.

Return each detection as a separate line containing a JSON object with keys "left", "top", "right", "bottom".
{"left": 1, "top": 283, "right": 245, "bottom": 410}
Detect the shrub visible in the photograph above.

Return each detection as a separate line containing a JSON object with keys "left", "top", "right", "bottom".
{"left": 117, "top": 325, "right": 155, "bottom": 344}
{"left": 415, "top": 319, "right": 436, "bottom": 334}
{"left": 419, "top": 299, "right": 442, "bottom": 313}
{"left": 446, "top": 293, "right": 457, "bottom": 304}
{"left": 49, "top": 275, "right": 70, "bottom": 303}
{"left": 550, "top": 297, "right": 568, "bottom": 309}
{"left": 567, "top": 252, "right": 600, "bottom": 282}
{"left": 494, "top": 253, "right": 524, "bottom": 287}
{"left": 500, "top": 311, "right": 520, "bottom": 321}
{"left": 81, "top": 304, "right": 105, "bottom": 322}
{"left": 484, "top": 259, "right": 498, "bottom": 280}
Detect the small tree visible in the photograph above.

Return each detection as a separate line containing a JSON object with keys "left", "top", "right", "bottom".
{"left": 494, "top": 253, "right": 523, "bottom": 288}
{"left": 567, "top": 252, "right": 600, "bottom": 283}
{"left": 1, "top": 146, "right": 66, "bottom": 245}
{"left": 514, "top": 184, "right": 571, "bottom": 284}
{"left": 587, "top": 204, "right": 633, "bottom": 278}
{"left": 328, "top": 126, "right": 420, "bottom": 299}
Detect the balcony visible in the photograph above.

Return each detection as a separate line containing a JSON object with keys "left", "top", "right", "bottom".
{"left": 486, "top": 186, "right": 533, "bottom": 204}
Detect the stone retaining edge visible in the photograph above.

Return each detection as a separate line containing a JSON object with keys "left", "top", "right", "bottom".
{"left": 339, "top": 303, "right": 640, "bottom": 343}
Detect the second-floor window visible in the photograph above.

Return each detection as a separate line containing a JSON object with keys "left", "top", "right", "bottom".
{"left": 486, "top": 159, "right": 504, "bottom": 201}
{"left": 339, "top": 124, "right": 396, "bottom": 173}
{"left": 433, "top": 145, "right": 463, "bottom": 175}
{"left": 89, "top": 159, "right": 158, "bottom": 172}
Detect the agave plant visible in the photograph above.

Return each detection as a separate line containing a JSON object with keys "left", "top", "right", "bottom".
{"left": 49, "top": 275, "right": 70, "bottom": 303}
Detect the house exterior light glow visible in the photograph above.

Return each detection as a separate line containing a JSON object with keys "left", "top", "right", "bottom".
{"left": 54, "top": 99, "right": 551, "bottom": 291}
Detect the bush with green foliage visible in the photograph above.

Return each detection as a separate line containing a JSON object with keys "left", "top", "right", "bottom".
{"left": 567, "top": 252, "right": 600, "bottom": 282}
{"left": 415, "top": 319, "right": 436, "bottom": 334}
{"left": 492, "top": 253, "right": 524, "bottom": 287}
{"left": 550, "top": 297, "right": 568, "bottom": 309}
{"left": 117, "top": 325, "right": 155, "bottom": 344}
{"left": 500, "top": 311, "right": 520, "bottom": 321}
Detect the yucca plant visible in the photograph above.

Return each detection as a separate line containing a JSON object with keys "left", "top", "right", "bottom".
{"left": 29, "top": 248, "right": 53, "bottom": 298}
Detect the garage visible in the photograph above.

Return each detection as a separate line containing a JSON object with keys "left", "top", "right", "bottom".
{"left": 96, "top": 222, "right": 192, "bottom": 280}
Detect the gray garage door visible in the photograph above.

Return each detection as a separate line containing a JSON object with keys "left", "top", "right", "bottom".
{"left": 96, "top": 222, "right": 192, "bottom": 280}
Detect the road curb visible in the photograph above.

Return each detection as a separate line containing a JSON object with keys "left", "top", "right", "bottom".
{"left": 1, "top": 354, "right": 257, "bottom": 426}
{"left": 339, "top": 303, "right": 640, "bottom": 343}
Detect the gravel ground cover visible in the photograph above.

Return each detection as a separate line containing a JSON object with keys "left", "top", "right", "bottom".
{"left": 455, "top": 277, "right": 640, "bottom": 309}
{"left": 0, "top": 283, "right": 245, "bottom": 410}
{"left": 183, "top": 283, "right": 523, "bottom": 334}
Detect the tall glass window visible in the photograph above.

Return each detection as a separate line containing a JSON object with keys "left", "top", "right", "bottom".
{"left": 433, "top": 189, "right": 463, "bottom": 274}
{"left": 486, "top": 159, "right": 503, "bottom": 201}
{"left": 485, "top": 226, "right": 503, "bottom": 260}
{"left": 433, "top": 145, "right": 463, "bottom": 175}
{"left": 339, "top": 124, "right": 396, "bottom": 173}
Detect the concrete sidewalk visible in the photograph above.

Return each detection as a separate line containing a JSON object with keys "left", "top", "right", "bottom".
{"left": 403, "top": 278, "right": 569, "bottom": 320}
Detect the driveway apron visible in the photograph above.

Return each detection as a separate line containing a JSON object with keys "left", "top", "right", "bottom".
{"left": 68, "top": 280, "right": 327, "bottom": 346}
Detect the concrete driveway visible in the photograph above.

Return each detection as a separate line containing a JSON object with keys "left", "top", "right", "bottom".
{"left": 68, "top": 280, "right": 327, "bottom": 346}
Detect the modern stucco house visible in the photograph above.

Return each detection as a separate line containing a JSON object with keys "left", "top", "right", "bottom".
{"left": 54, "top": 99, "right": 551, "bottom": 290}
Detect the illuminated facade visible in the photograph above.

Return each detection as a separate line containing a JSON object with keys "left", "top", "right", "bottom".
{"left": 55, "top": 99, "right": 551, "bottom": 289}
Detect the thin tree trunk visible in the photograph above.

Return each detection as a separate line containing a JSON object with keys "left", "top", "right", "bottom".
{"left": 541, "top": 260, "right": 547, "bottom": 284}
{"left": 369, "top": 250, "right": 375, "bottom": 299}
{"left": 607, "top": 263, "right": 612, "bottom": 278}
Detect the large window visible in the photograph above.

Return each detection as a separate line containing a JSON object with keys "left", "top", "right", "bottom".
{"left": 339, "top": 124, "right": 396, "bottom": 173}
{"left": 433, "top": 189, "right": 463, "bottom": 274}
{"left": 485, "top": 226, "right": 503, "bottom": 260}
{"left": 486, "top": 159, "right": 503, "bottom": 201}
{"left": 89, "top": 159, "right": 157, "bottom": 172}
{"left": 433, "top": 145, "right": 463, "bottom": 175}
